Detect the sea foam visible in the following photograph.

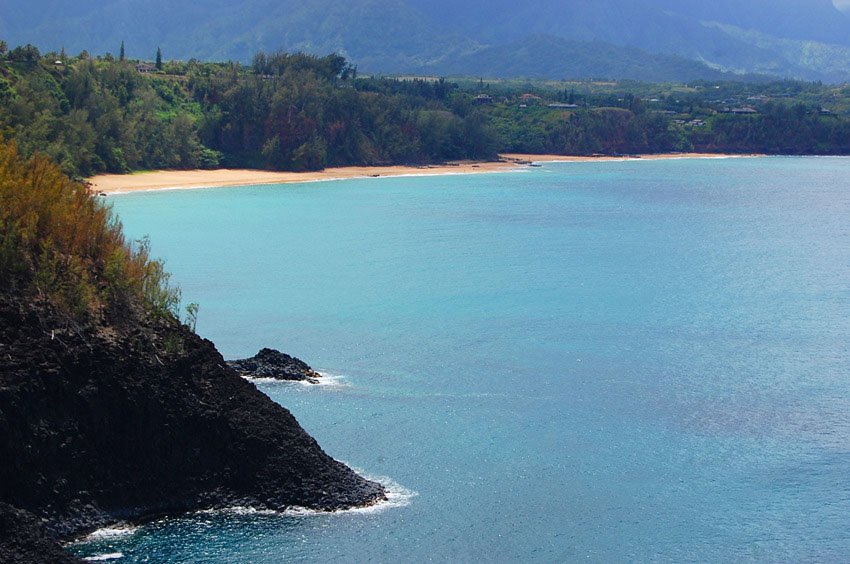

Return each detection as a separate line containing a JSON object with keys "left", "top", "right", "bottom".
{"left": 283, "top": 471, "right": 417, "bottom": 517}
{"left": 191, "top": 471, "right": 416, "bottom": 519}
{"left": 195, "top": 506, "right": 279, "bottom": 516}
{"left": 244, "top": 370, "right": 350, "bottom": 389}
{"left": 80, "top": 525, "right": 139, "bottom": 541}
{"left": 82, "top": 552, "right": 124, "bottom": 561}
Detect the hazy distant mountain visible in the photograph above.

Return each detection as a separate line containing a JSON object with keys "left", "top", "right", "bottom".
{"left": 3, "top": 0, "right": 850, "bottom": 81}
{"left": 431, "top": 35, "right": 729, "bottom": 82}
{"left": 408, "top": 0, "right": 850, "bottom": 79}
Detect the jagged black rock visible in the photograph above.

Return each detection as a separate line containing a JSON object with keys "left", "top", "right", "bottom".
{"left": 228, "top": 348, "right": 322, "bottom": 382}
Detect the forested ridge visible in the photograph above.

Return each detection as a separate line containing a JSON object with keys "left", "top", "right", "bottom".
{"left": 2, "top": 42, "right": 850, "bottom": 180}
{"left": 488, "top": 96, "right": 850, "bottom": 156}
{"left": 0, "top": 44, "right": 499, "bottom": 178}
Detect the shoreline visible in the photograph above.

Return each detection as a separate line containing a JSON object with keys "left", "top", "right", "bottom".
{"left": 501, "top": 152, "right": 762, "bottom": 163}
{"left": 88, "top": 153, "right": 762, "bottom": 194}
{"left": 87, "top": 161, "right": 519, "bottom": 194}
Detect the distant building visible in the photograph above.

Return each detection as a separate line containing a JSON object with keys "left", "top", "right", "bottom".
{"left": 723, "top": 106, "right": 759, "bottom": 114}
{"left": 519, "top": 93, "right": 543, "bottom": 105}
{"left": 547, "top": 103, "right": 579, "bottom": 109}
{"left": 474, "top": 94, "right": 493, "bottom": 105}
{"left": 135, "top": 62, "right": 156, "bottom": 73}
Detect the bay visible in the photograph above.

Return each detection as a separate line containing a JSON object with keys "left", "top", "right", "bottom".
{"left": 72, "top": 157, "right": 850, "bottom": 562}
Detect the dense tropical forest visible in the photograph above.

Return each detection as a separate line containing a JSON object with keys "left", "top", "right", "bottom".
{"left": 0, "top": 43, "right": 499, "bottom": 178}
{"left": 2, "top": 42, "right": 850, "bottom": 179}
{"left": 483, "top": 78, "right": 850, "bottom": 155}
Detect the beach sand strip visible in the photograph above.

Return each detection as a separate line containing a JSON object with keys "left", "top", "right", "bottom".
{"left": 88, "top": 154, "right": 759, "bottom": 194}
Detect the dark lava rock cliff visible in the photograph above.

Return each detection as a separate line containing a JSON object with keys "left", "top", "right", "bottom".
{"left": 0, "top": 503, "right": 82, "bottom": 563}
{"left": 0, "top": 295, "right": 385, "bottom": 559}
{"left": 228, "top": 348, "right": 322, "bottom": 382}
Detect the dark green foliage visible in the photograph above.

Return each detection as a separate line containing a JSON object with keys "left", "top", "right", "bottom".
{"left": 690, "top": 102, "right": 846, "bottom": 154}
{"left": 155, "top": 47, "right": 162, "bottom": 70}
{"left": 192, "top": 51, "right": 499, "bottom": 169}
{"left": 8, "top": 44, "right": 41, "bottom": 65}
{"left": 355, "top": 76, "right": 456, "bottom": 100}
{"left": 0, "top": 47, "right": 500, "bottom": 178}
{"left": 251, "top": 52, "right": 352, "bottom": 82}
{"left": 0, "top": 53, "right": 222, "bottom": 177}
{"left": 482, "top": 80, "right": 850, "bottom": 157}
{"left": 488, "top": 104, "right": 685, "bottom": 156}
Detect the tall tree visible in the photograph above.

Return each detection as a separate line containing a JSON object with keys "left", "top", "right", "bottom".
{"left": 155, "top": 47, "right": 162, "bottom": 70}
{"left": 119, "top": 41, "right": 125, "bottom": 61}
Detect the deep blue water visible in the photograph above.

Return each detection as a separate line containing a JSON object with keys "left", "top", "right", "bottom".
{"left": 72, "top": 157, "right": 850, "bottom": 562}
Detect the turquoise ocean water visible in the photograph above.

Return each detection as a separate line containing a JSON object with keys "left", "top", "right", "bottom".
{"left": 72, "top": 157, "right": 850, "bottom": 562}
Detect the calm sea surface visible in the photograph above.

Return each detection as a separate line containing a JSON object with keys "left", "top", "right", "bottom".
{"left": 72, "top": 157, "right": 850, "bottom": 562}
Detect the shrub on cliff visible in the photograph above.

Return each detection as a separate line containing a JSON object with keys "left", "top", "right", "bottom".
{"left": 0, "top": 139, "right": 180, "bottom": 319}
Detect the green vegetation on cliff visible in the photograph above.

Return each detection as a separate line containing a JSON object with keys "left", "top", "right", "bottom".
{"left": 0, "top": 139, "right": 179, "bottom": 319}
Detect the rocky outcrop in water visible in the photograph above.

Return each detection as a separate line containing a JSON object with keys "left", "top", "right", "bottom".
{"left": 228, "top": 348, "right": 322, "bottom": 383}
{"left": 0, "top": 294, "right": 385, "bottom": 559}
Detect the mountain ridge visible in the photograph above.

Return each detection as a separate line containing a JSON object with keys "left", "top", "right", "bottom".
{"left": 2, "top": 1, "right": 850, "bottom": 82}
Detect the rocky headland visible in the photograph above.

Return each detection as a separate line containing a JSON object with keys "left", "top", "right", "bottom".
{"left": 0, "top": 294, "right": 385, "bottom": 561}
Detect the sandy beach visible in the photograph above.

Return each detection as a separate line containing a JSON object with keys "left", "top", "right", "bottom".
{"left": 87, "top": 161, "right": 517, "bottom": 194}
{"left": 88, "top": 153, "right": 758, "bottom": 194}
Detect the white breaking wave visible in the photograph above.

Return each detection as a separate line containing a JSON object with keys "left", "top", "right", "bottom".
{"left": 195, "top": 506, "right": 279, "bottom": 516}
{"left": 311, "top": 371, "right": 350, "bottom": 388}
{"left": 336, "top": 471, "right": 418, "bottom": 515}
{"left": 243, "top": 371, "right": 350, "bottom": 389}
{"left": 242, "top": 376, "right": 290, "bottom": 385}
{"left": 82, "top": 552, "right": 124, "bottom": 561}
{"left": 80, "top": 525, "right": 138, "bottom": 541}
{"left": 283, "top": 473, "right": 416, "bottom": 517}
{"left": 192, "top": 472, "right": 416, "bottom": 519}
